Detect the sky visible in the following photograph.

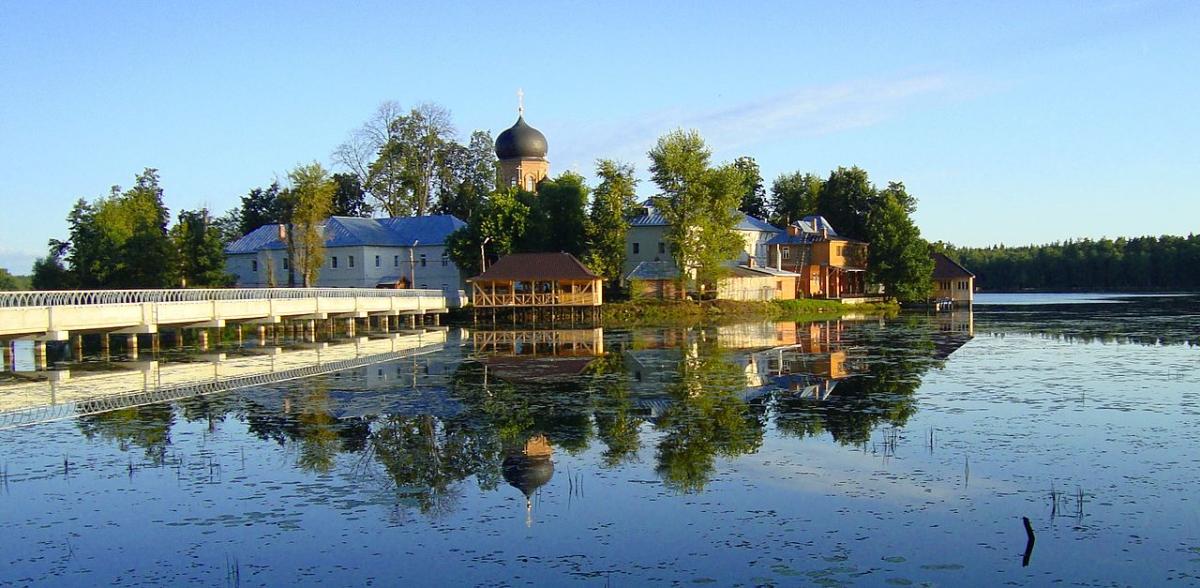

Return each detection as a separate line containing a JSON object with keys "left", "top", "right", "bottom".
{"left": 1, "top": 1, "right": 1197, "bottom": 274}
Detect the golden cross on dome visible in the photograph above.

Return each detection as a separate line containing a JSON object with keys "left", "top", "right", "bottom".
{"left": 517, "top": 88, "right": 524, "bottom": 116}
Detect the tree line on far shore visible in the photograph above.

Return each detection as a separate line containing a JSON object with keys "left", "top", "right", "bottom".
{"left": 940, "top": 235, "right": 1200, "bottom": 292}
{"left": 22, "top": 100, "right": 936, "bottom": 301}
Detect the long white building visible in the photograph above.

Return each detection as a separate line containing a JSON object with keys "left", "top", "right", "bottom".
{"left": 225, "top": 215, "right": 466, "bottom": 295}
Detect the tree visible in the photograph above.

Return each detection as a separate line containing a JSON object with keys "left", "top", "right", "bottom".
{"left": 212, "top": 208, "right": 244, "bottom": 246}
{"left": 56, "top": 169, "right": 175, "bottom": 289}
{"left": 520, "top": 172, "right": 589, "bottom": 255}
{"left": 648, "top": 130, "right": 743, "bottom": 291}
{"left": 817, "top": 166, "right": 875, "bottom": 241}
{"left": 0, "top": 268, "right": 18, "bottom": 290}
{"left": 436, "top": 130, "right": 497, "bottom": 220}
{"left": 237, "top": 182, "right": 286, "bottom": 236}
{"left": 337, "top": 102, "right": 460, "bottom": 217}
{"left": 282, "top": 163, "right": 335, "bottom": 287}
{"left": 769, "top": 171, "right": 822, "bottom": 226}
{"left": 445, "top": 186, "right": 531, "bottom": 278}
{"left": 586, "top": 159, "right": 639, "bottom": 284}
{"left": 170, "top": 208, "right": 232, "bottom": 287}
{"left": 733, "top": 156, "right": 768, "bottom": 219}
{"left": 865, "top": 183, "right": 933, "bottom": 302}
{"left": 32, "top": 241, "right": 74, "bottom": 290}
{"left": 330, "top": 173, "right": 372, "bottom": 217}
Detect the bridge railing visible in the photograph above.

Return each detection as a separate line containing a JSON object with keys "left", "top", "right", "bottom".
{"left": 0, "top": 288, "right": 446, "bottom": 308}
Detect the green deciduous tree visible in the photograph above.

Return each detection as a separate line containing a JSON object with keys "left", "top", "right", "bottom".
{"left": 330, "top": 172, "right": 373, "bottom": 217}
{"left": 817, "top": 166, "right": 875, "bottom": 241}
{"left": 170, "top": 208, "right": 233, "bottom": 287}
{"left": 520, "top": 171, "right": 589, "bottom": 256}
{"left": 32, "top": 240, "right": 74, "bottom": 290}
{"left": 866, "top": 183, "right": 933, "bottom": 302}
{"left": 436, "top": 130, "right": 497, "bottom": 221}
{"left": 237, "top": 182, "right": 286, "bottom": 236}
{"left": 445, "top": 186, "right": 531, "bottom": 277}
{"left": 733, "top": 156, "right": 768, "bottom": 219}
{"left": 283, "top": 163, "right": 335, "bottom": 287}
{"left": 54, "top": 169, "right": 175, "bottom": 289}
{"left": 769, "top": 171, "right": 822, "bottom": 226}
{"left": 336, "top": 102, "right": 462, "bottom": 217}
{"left": 586, "top": 159, "right": 639, "bottom": 284}
{"left": 648, "top": 130, "right": 743, "bottom": 291}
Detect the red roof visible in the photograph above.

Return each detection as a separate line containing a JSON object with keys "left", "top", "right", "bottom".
{"left": 931, "top": 252, "right": 975, "bottom": 279}
{"left": 470, "top": 252, "right": 600, "bottom": 282}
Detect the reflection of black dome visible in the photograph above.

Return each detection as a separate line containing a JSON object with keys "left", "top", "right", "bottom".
{"left": 502, "top": 454, "right": 554, "bottom": 497}
{"left": 494, "top": 116, "right": 548, "bottom": 159}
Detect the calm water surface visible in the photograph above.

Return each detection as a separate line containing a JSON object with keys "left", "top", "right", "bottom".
{"left": 1, "top": 294, "right": 1198, "bottom": 586}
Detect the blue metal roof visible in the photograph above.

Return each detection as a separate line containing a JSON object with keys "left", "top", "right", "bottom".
{"left": 624, "top": 261, "right": 680, "bottom": 281}
{"left": 737, "top": 214, "right": 781, "bottom": 233}
{"left": 799, "top": 215, "right": 838, "bottom": 236}
{"left": 629, "top": 205, "right": 780, "bottom": 233}
{"left": 378, "top": 215, "right": 466, "bottom": 246}
{"left": 765, "top": 232, "right": 821, "bottom": 246}
{"left": 224, "top": 215, "right": 465, "bottom": 255}
{"left": 225, "top": 224, "right": 285, "bottom": 254}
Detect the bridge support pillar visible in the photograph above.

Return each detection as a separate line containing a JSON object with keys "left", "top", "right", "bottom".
{"left": 2, "top": 341, "right": 12, "bottom": 371}
{"left": 152, "top": 333, "right": 161, "bottom": 354}
{"left": 407, "top": 315, "right": 417, "bottom": 329}
{"left": 126, "top": 334, "right": 139, "bottom": 360}
{"left": 257, "top": 325, "right": 267, "bottom": 346}
{"left": 101, "top": 334, "right": 111, "bottom": 362}
{"left": 72, "top": 334, "right": 84, "bottom": 362}
{"left": 346, "top": 318, "right": 356, "bottom": 337}
{"left": 34, "top": 340, "right": 48, "bottom": 370}
{"left": 432, "top": 313, "right": 440, "bottom": 326}
{"left": 236, "top": 325, "right": 243, "bottom": 346}
{"left": 307, "top": 320, "right": 316, "bottom": 343}
{"left": 198, "top": 330, "right": 209, "bottom": 351}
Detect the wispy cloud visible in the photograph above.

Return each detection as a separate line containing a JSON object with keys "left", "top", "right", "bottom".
{"left": 553, "top": 74, "right": 968, "bottom": 173}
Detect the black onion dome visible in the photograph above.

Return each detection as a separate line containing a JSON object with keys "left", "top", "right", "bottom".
{"left": 502, "top": 454, "right": 554, "bottom": 497}
{"left": 494, "top": 116, "right": 548, "bottom": 159}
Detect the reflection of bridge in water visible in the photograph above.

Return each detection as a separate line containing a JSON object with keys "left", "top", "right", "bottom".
{"left": 0, "top": 330, "right": 448, "bottom": 430}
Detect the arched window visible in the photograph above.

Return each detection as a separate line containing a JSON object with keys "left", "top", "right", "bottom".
{"left": 525, "top": 175, "right": 535, "bottom": 191}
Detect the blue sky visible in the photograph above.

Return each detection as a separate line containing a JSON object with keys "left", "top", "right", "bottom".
{"left": 1, "top": 1, "right": 1197, "bottom": 273}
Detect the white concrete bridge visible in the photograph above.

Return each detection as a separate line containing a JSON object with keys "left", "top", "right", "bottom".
{"left": 0, "top": 288, "right": 451, "bottom": 366}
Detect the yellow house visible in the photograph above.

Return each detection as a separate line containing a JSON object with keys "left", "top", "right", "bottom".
{"left": 931, "top": 252, "right": 974, "bottom": 306}
{"left": 767, "top": 216, "right": 868, "bottom": 299}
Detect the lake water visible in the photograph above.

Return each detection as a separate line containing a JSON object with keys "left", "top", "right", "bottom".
{"left": 1, "top": 294, "right": 1198, "bottom": 586}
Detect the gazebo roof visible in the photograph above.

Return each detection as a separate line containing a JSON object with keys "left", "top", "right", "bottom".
{"left": 470, "top": 252, "right": 600, "bottom": 282}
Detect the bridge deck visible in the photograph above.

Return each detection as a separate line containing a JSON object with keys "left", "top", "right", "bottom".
{"left": 0, "top": 288, "right": 450, "bottom": 340}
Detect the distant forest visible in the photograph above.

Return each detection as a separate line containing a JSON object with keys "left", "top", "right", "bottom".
{"left": 942, "top": 234, "right": 1200, "bottom": 292}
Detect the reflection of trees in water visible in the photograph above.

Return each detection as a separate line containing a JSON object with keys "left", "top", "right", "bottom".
{"left": 243, "top": 378, "right": 371, "bottom": 474}
{"left": 67, "top": 319, "right": 967, "bottom": 511}
{"left": 584, "top": 352, "right": 645, "bottom": 467}
{"left": 368, "top": 414, "right": 501, "bottom": 516}
{"left": 653, "top": 331, "right": 766, "bottom": 493}
{"left": 77, "top": 403, "right": 175, "bottom": 464}
{"left": 773, "top": 322, "right": 934, "bottom": 445}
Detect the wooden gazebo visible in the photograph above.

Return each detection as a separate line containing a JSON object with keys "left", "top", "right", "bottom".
{"left": 468, "top": 252, "right": 603, "bottom": 322}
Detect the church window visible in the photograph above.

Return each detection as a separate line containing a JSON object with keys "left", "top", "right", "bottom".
{"left": 633, "top": 242, "right": 640, "bottom": 254}
{"left": 331, "top": 256, "right": 338, "bottom": 268}
{"left": 375, "top": 255, "right": 381, "bottom": 267}
{"left": 349, "top": 255, "right": 355, "bottom": 268}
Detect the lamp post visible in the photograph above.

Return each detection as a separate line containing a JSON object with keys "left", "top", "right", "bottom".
{"left": 480, "top": 236, "right": 492, "bottom": 273}
{"left": 408, "top": 239, "right": 419, "bottom": 289}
